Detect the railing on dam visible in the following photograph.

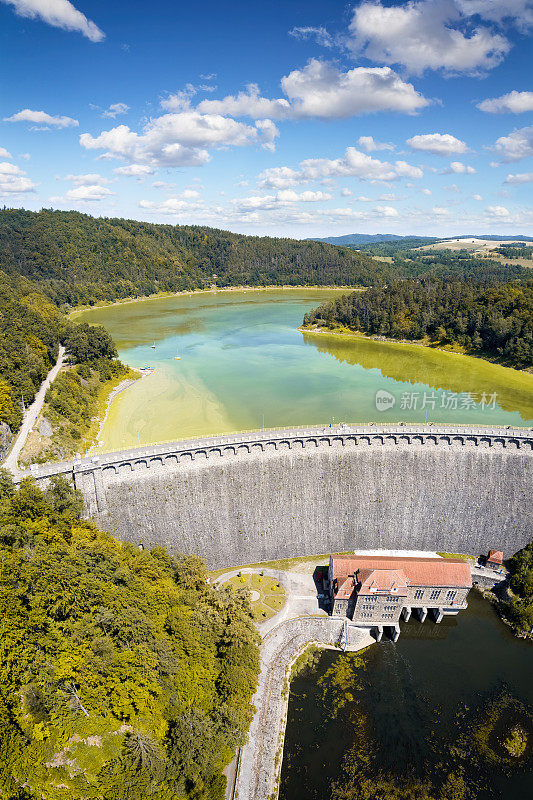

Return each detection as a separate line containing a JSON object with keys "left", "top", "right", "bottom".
{"left": 15, "top": 422, "right": 533, "bottom": 484}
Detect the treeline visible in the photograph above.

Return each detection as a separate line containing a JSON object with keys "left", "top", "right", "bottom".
{"left": 0, "top": 271, "right": 124, "bottom": 434}
{"left": 0, "top": 472, "right": 260, "bottom": 799}
{"left": 506, "top": 542, "right": 533, "bottom": 632}
{"left": 494, "top": 246, "right": 533, "bottom": 260}
{"left": 303, "top": 279, "right": 533, "bottom": 368}
{"left": 0, "top": 208, "right": 390, "bottom": 306}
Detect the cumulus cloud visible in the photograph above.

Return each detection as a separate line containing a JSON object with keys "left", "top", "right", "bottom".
{"left": 441, "top": 161, "right": 476, "bottom": 174}
{"left": 102, "top": 102, "right": 130, "bottom": 118}
{"left": 477, "top": 90, "right": 533, "bottom": 114}
{"left": 374, "top": 205, "right": 399, "bottom": 217}
{"left": 486, "top": 204, "right": 510, "bottom": 217}
{"left": 51, "top": 184, "right": 115, "bottom": 202}
{"left": 197, "top": 61, "right": 428, "bottom": 120}
{"left": 357, "top": 135, "right": 394, "bottom": 152}
{"left": 2, "top": 0, "right": 104, "bottom": 41}
{"left": 456, "top": 1, "right": 533, "bottom": 28}
{"left": 348, "top": 0, "right": 510, "bottom": 75}
{"left": 493, "top": 126, "right": 533, "bottom": 162}
{"left": 63, "top": 172, "right": 110, "bottom": 185}
{"left": 113, "top": 164, "right": 154, "bottom": 177}
{"left": 289, "top": 25, "right": 334, "bottom": 47}
{"left": 197, "top": 84, "right": 291, "bottom": 119}
{"left": 139, "top": 197, "right": 199, "bottom": 215}
{"left": 80, "top": 112, "right": 279, "bottom": 168}
{"left": 504, "top": 172, "right": 533, "bottom": 184}
{"left": 281, "top": 60, "right": 429, "bottom": 117}
{"left": 0, "top": 161, "right": 37, "bottom": 194}
{"left": 258, "top": 146, "right": 423, "bottom": 189}
{"left": 407, "top": 133, "right": 468, "bottom": 155}
{"left": 0, "top": 147, "right": 12, "bottom": 158}
{"left": 4, "top": 108, "right": 78, "bottom": 127}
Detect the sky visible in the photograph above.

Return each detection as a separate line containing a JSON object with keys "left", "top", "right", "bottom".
{"left": 1, "top": 0, "right": 533, "bottom": 238}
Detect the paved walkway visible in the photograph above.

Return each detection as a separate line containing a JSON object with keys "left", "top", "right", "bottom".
{"left": 217, "top": 567, "right": 374, "bottom": 800}
{"left": 3, "top": 345, "right": 66, "bottom": 474}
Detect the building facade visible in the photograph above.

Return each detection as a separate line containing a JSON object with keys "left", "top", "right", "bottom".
{"left": 329, "top": 555, "right": 472, "bottom": 641}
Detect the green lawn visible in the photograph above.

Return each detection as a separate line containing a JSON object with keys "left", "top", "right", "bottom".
{"left": 226, "top": 572, "right": 287, "bottom": 621}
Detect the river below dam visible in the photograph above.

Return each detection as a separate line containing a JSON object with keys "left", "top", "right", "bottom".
{"left": 75, "top": 288, "right": 533, "bottom": 451}
{"left": 280, "top": 592, "right": 533, "bottom": 800}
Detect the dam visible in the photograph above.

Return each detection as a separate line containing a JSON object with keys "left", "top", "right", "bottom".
{"left": 19, "top": 424, "right": 533, "bottom": 569}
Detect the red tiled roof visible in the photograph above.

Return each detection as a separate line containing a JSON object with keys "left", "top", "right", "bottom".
{"left": 358, "top": 568, "right": 408, "bottom": 595}
{"left": 331, "top": 555, "right": 471, "bottom": 593}
{"left": 336, "top": 576, "right": 355, "bottom": 598}
{"left": 488, "top": 550, "right": 503, "bottom": 564}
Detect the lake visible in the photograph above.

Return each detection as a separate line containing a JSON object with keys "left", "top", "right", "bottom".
{"left": 76, "top": 289, "right": 533, "bottom": 452}
{"left": 280, "top": 592, "right": 533, "bottom": 800}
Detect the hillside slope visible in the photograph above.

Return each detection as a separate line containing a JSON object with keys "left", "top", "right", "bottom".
{"left": 0, "top": 209, "right": 388, "bottom": 305}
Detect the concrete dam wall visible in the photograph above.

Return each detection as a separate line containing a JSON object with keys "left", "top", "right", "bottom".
{"left": 21, "top": 425, "right": 533, "bottom": 569}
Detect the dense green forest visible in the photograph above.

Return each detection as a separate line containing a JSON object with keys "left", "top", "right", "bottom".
{"left": 0, "top": 471, "right": 259, "bottom": 800}
{"left": 506, "top": 541, "right": 533, "bottom": 632}
{"left": 303, "top": 279, "right": 533, "bottom": 368}
{"left": 0, "top": 208, "right": 390, "bottom": 305}
{"left": 0, "top": 271, "right": 126, "bottom": 435}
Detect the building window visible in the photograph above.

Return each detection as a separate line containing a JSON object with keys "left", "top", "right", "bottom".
{"left": 430, "top": 590, "right": 441, "bottom": 601}
{"left": 414, "top": 589, "right": 424, "bottom": 600}
{"left": 386, "top": 596, "right": 398, "bottom": 602}
{"left": 446, "top": 590, "right": 457, "bottom": 602}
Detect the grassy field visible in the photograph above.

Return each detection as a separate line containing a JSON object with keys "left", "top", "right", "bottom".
{"left": 226, "top": 572, "right": 287, "bottom": 622}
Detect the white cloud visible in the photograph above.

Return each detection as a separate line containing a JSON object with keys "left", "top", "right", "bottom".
{"left": 348, "top": 0, "right": 510, "bottom": 75}
{"left": 442, "top": 161, "right": 476, "bottom": 174}
{"left": 486, "top": 205, "right": 511, "bottom": 217}
{"left": 357, "top": 135, "right": 394, "bottom": 152}
{"left": 2, "top": 0, "right": 104, "bottom": 41}
{"left": 259, "top": 146, "right": 423, "bottom": 190}
{"left": 0, "top": 161, "right": 38, "bottom": 193}
{"left": 4, "top": 108, "right": 78, "bottom": 127}
{"left": 432, "top": 206, "right": 450, "bottom": 216}
{"left": 407, "top": 133, "right": 468, "bottom": 155}
{"left": 473, "top": 194, "right": 483, "bottom": 200}
{"left": 152, "top": 180, "right": 175, "bottom": 190}
{"left": 374, "top": 205, "right": 399, "bottom": 217}
{"left": 478, "top": 90, "right": 533, "bottom": 114}
{"left": 0, "top": 147, "right": 12, "bottom": 158}
{"left": 197, "top": 61, "right": 428, "bottom": 120}
{"left": 102, "top": 102, "right": 130, "bottom": 118}
{"left": 504, "top": 172, "right": 533, "bottom": 184}
{"left": 197, "top": 84, "right": 291, "bottom": 119}
{"left": 139, "top": 198, "right": 198, "bottom": 215}
{"left": 421, "top": 188, "right": 432, "bottom": 195}
{"left": 52, "top": 184, "right": 115, "bottom": 202}
{"left": 281, "top": 60, "right": 429, "bottom": 117}
{"left": 113, "top": 164, "right": 154, "bottom": 177}
{"left": 288, "top": 25, "right": 334, "bottom": 47}
{"left": 232, "top": 189, "right": 333, "bottom": 213}
{"left": 340, "top": 188, "right": 353, "bottom": 197}
{"left": 493, "top": 126, "right": 533, "bottom": 162}
{"left": 80, "top": 112, "right": 279, "bottom": 169}
{"left": 63, "top": 172, "right": 110, "bottom": 185}
{"left": 180, "top": 188, "right": 201, "bottom": 199}
{"left": 456, "top": 1, "right": 533, "bottom": 28}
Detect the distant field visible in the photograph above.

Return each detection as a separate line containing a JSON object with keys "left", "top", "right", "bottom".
{"left": 416, "top": 238, "right": 533, "bottom": 253}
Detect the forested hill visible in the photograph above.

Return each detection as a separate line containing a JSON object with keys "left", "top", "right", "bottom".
{"left": 0, "top": 472, "right": 260, "bottom": 799}
{"left": 0, "top": 208, "right": 387, "bottom": 305}
{"left": 303, "top": 279, "right": 533, "bottom": 369}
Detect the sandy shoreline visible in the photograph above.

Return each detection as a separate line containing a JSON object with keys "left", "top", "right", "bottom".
{"left": 69, "top": 284, "right": 351, "bottom": 317}
{"left": 299, "top": 325, "right": 533, "bottom": 376}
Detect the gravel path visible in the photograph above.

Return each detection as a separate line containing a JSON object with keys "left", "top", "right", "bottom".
{"left": 3, "top": 345, "right": 66, "bottom": 473}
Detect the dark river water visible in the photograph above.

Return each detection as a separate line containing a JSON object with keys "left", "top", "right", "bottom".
{"left": 280, "top": 592, "right": 532, "bottom": 800}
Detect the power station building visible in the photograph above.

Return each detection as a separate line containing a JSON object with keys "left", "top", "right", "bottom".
{"left": 329, "top": 554, "right": 472, "bottom": 641}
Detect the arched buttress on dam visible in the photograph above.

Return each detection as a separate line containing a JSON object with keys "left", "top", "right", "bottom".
{"left": 19, "top": 425, "right": 533, "bottom": 569}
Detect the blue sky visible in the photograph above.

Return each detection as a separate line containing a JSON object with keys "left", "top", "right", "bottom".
{"left": 1, "top": 0, "right": 533, "bottom": 237}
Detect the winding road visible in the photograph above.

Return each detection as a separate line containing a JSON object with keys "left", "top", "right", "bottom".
{"left": 3, "top": 345, "right": 66, "bottom": 473}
